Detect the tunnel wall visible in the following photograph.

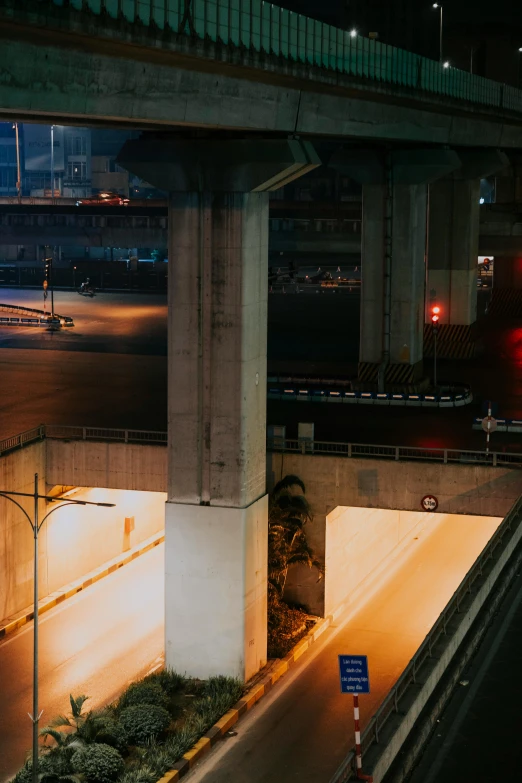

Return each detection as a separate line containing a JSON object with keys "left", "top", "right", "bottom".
{"left": 44, "top": 488, "right": 166, "bottom": 595}
{"left": 46, "top": 440, "right": 168, "bottom": 492}
{"left": 0, "top": 441, "right": 47, "bottom": 621}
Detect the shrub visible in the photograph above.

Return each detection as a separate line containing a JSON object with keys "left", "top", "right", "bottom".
{"left": 117, "top": 680, "right": 168, "bottom": 712}
{"left": 203, "top": 675, "right": 243, "bottom": 703}
{"left": 119, "top": 704, "right": 171, "bottom": 745}
{"left": 143, "top": 668, "right": 185, "bottom": 697}
{"left": 118, "top": 766, "right": 157, "bottom": 783}
{"left": 71, "top": 744, "right": 124, "bottom": 783}
{"left": 12, "top": 751, "right": 75, "bottom": 783}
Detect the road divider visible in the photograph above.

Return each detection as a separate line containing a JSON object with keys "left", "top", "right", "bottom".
{"left": 472, "top": 417, "right": 522, "bottom": 433}
{"left": 268, "top": 387, "right": 473, "bottom": 408}
{"left": 157, "top": 613, "right": 333, "bottom": 782}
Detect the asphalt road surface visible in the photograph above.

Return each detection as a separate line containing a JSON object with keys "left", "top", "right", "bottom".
{"left": 0, "top": 545, "right": 164, "bottom": 783}
{"left": 0, "top": 287, "right": 520, "bottom": 451}
{"left": 408, "top": 560, "right": 522, "bottom": 783}
{"left": 183, "top": 512, "right": 501, "bottom": 783}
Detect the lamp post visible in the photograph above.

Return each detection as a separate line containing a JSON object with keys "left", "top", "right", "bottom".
{"left": 431, "top": 306, "right": 440, "bottom": 387}
{"left": 13, "top": 123, "right": 21, "bottom": 203}
{"left": 50, "top": 125, "right": 55, "bottom": 200}
{"left": 0, "top": 476, "right": 115, "bottom": 783}
{"left": 432, "top": 4, "right": 443, "bottom": 62}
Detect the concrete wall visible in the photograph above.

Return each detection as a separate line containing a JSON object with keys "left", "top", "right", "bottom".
{"left": 0, "top": 442, "right": 47, "bottom": 620}
{"left": 269, "top": 451, "right": 522, "bottom": 615}
{"left": 46, "top": 440, "right": 168, "bottom": 493}
{"left": 45, "top": 487, "right": 166, "bottom": 594}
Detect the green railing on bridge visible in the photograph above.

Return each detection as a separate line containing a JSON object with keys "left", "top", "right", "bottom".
{"left": 48, "top": 0, "right": 522, "bottom": 113}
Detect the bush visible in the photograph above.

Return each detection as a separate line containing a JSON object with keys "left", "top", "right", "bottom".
{"left": 119, "top": 704, "right": 171, "bottom": 745}
{"left": 12, "top": 750, "right": 74, "bottom": 783}
{"left": 143, "top": 669, "right": 185, "bottom": 697}
{"left": 118, "top": 766, "right": 157, "bottom": 783}
{"left": 268, "top": 592, "right": 310, "bottom": 658}
{"left": 202, "top": 675, "right": 243, "bottom": 703}
{"left": 71, "top": 744, "right": 124, "bottom": 783}
{"left": 117, "top": 680, "right": 169, "bottom": 712}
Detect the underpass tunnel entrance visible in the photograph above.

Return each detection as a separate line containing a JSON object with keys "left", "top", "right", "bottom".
{"left": 42, "top": 486, "right": 166, "bottom": 602}
{"left": 321, "top": 506, "right": 502, "bottom": 728}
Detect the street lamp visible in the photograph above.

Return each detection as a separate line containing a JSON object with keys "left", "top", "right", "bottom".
{"left": 0, "top": 475, "right": 115, "bottom": 783}
{"left": 350, "top": 29, "right": 357, "bottom": 38}
{"left": 432, "top": 3, "right": 443, "bottom": 62}
{"left": 12, "top": 123, "right": 21, "bottom": 203}
{"left": 50, "top": 125, "right": 55, "bottom": 200}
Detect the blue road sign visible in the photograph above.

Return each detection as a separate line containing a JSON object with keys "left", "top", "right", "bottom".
{"left": 338, "top": 655, "right": 370, "bottom": 694}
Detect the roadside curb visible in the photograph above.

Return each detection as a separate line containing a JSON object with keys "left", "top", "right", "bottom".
{"left": 0, "top": 531, "right": 164, "bottom": 640}
{"left": 158, "top": 613, "right": 334, "bottom": 782}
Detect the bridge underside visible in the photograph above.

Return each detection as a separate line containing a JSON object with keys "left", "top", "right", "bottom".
{"left": 1, "top": 9, "right": 522, "bottom": 147}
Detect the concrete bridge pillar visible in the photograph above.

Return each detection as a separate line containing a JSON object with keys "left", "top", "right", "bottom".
{"left": 117, "top": 136, "right": 319, "bottom": 681}
{"left": 330, "top": 148, "right": 460, "bottom": 387}
{"left": 426, "top": 150, "right": 508, "bottom": 358}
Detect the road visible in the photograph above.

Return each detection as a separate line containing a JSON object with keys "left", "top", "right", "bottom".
{"left": 408, "top": 560, "right": 522, "bottom": 783}
{"left": 183, "top": 512, "right": 501, "bottom": 783}
{"left": 0, "top": 545, "right": 164, "bottom": 783}
{"left": 0, "top": 287, "right": 521, "bottom": 450}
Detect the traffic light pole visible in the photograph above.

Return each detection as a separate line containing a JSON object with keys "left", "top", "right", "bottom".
{"left": 431, "top": 306, "right": 440, "bottom": 389}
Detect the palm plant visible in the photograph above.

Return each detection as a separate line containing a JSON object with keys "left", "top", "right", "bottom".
{"left": 40, "top": 695, "right": 122, "bottom": 751}
{"left": 268, "top": 475, "right": 323, "bottom": 596}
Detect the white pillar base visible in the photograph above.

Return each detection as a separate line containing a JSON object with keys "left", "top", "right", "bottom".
{"left": 165, "top": 495, "right": 268, "bottom": 681}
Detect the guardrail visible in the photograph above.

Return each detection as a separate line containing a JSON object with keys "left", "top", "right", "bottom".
{"left": 267, "top": 438, "right": 522, "bottom": 467}
{"left": 472, "top": 417, "right": 522, "bottom": 433}
{"left": 0, "top": 303, "right": 74, "bottom": 326}
{"left": 268, "top": 386, "right": 472, "bottom": 408}
{"left": 45, "top": 0, "right": 522, "bottom": 115}
{"left": 330, "top": 493, "right": 522, "bottom": 782}
{"left": 2, "top": 426, "right": 521, "bottom": 468}
{"left": 44, "top": 425, "right": 168, "bottom": 444}
{"left": 0, "top": 426, "right": 45, "bottom": 458}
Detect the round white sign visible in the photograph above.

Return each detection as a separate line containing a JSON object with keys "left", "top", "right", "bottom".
{"left": 421, "top": 495, "right": 438, "bottom": 512}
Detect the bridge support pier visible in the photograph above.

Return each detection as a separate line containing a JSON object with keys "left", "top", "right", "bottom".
{"left": 117, "top": 136, "right": 319, "bottom": 680}
{"left": 331, "top": 148, "right": 460, "bottom": 388}
{"left": 426, "top": 151, "right": 508, "bottom": 358}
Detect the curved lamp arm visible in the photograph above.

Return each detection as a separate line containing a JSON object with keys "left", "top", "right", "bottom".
{"left": 0, "top": 492, "right": 34, "bottom": 530}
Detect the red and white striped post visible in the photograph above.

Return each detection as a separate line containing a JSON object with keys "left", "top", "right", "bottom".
{"left": 353, "top": 694, "right": 373, "bottom": 782}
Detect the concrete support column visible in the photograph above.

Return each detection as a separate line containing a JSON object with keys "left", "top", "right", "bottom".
{"left": 117, "top": 136, "right": 319, "bottom": 680}
{"left": 359, "top": 182, "right": 427, "bottom": 382}
{"left": 330, "top": 148, "right": 460, "bottom": 388}
{"left": 427, "top": 178, "right": 480, "bottom": 326}
{"left": 426, "top": 150, "right": 508, "bottom": 358}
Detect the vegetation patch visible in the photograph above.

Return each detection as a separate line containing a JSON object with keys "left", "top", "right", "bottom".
{"left": 12, "top": 675, "right": 243, "bottom": 783}
{"left": 267, "top": 475, "right": 323, "bottom": 658}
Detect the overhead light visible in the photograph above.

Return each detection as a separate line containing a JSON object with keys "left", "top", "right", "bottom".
{"left": 443, "top": 61, "right": 450, "bottom": 68}
{"left": 350, "top": 29, "right": 357, "bottom": 38}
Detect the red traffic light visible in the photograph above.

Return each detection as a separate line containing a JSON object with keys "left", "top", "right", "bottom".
{"left": 431, "top": 314, "right": 439, "bottom": 324}
{"left": 432, "top": 305, "right": 440, "bottom": 315}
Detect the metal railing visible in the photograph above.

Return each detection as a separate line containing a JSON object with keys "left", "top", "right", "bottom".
{"left": 0, "top": 426, "right": 45, "bottom": 458}
{"left": 45, "top": 0, "right": 522, "bottom": 114}
{"left": 1, "top": 426, "right": 521, "bottom": 468}
{"left": 44, "top": 425, "right": 168, "bottom": 445}
{"left": 267, "top": 438, "right": 522, "bottom": 468}
{"left": 329, "top": 493, "right": 522, "bottom": 782}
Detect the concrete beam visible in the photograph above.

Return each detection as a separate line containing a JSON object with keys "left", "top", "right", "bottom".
{"left": 117, "top": 138, "right": 320, "bottom": 192}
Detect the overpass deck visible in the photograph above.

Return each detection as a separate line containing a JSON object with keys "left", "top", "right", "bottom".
{"left": 3, "top": 0, "right": 522, "bottom": 145}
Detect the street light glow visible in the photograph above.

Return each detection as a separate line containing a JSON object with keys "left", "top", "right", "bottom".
{"left": 443, "top": 61, "right": 450, "bottom": 68}
{"left": 350, "top": 29, "right": 357, "bottom": 38}
{"left": 432, "top": 3, "right": 439, "bottom": 7}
